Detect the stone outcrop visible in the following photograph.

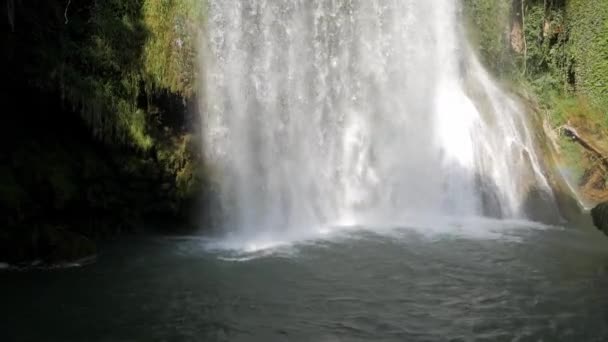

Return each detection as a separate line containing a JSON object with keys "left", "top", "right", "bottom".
{"left": 0, "top": 226, "right": 97, "bottom": 267}
{"left": 591, "top": 203, "right": 608, "bottom": 236}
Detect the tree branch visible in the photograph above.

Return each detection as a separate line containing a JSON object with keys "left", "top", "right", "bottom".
{"left": 558, "top": 124, "right": 608, "bottom": 169}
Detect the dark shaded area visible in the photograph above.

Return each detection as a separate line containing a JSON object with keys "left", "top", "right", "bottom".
{"left": 0, "top": 1, "right": 208, "bottom": 265}
{"left": 592, "top": 202, "right": 608, "bottom": 236}
{"left": 441, "top": 160, "right": 573, "bottom": 226}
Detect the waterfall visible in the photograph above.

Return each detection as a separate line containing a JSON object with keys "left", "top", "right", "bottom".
{"left": 200, "top": 0, "right": 559, "bottom": 238}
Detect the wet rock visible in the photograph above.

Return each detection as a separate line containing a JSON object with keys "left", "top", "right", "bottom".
{"left": 522, "top": 187, "right": 564, "bottom": 225}
{"left": 41, "top": 226, "right": 97, "bottom": 264}
{"left": 0, "top": 225, "right": 96, "bottom": 266}
{"left": 591, "top": 202, "right": 608, "bottom": 236}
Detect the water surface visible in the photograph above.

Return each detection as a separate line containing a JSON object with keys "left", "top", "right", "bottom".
{"left": 3, "top": 219, "right": 608, "bottom": 341}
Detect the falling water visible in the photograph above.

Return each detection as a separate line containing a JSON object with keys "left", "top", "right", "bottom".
{"left": 200, "top": 0, "right": 559, "bottom": 238}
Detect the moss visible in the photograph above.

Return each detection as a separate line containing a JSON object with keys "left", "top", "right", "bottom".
{"left": 142, "top": 0, "right": 204, "bottom": 96}
{"left": 551, "top": 96, "right": 607, "bottom": 129}
{"left": 1, "top": 1, "right": 210, "bottom": 263}
{"left": 462, "top": 0, "right": 514, "bottom": 75}
{"left": 5, "top": 0, "right": 202, "bottom": 150}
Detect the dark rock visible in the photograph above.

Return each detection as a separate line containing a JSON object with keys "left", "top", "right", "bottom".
{"left": 522, "top": 187, "right": 564, "bottom": 225}
{"left": 591, "top": 202, "right": 608, "bottom": 235}
{"left": 40, "top": 226, "right": 97, "bottom": 265}
{"left": 0, "top": 225, "right": 97, "bottom": 266}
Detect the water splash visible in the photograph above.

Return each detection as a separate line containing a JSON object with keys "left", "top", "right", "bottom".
{"left": 200, "top": 0, "right": 559, "bottom": 239}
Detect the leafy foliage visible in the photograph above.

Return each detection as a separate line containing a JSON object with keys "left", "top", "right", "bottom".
{"left": 464, "top": 0, "right": 606, "bottom": 124}
{"left": 1, "top": 0, "right": 209, "bottom": 251}
{"left": 4, "top": 0, "right": 203, "bottom": 149}
{"left": 463, "top": 0, "right": 608, "bottom": 192}
{"left": 567, "top": 0, "right": 608, "bottom": 110}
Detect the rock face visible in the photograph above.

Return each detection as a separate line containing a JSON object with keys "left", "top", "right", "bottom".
{"left": 0, "top": 226, "right": 97, "bottom": 266}
{"left": 42, "top": 227, "right": 97, "bottom": 265}
{"left": 591, "top": 203, "right": 608, "bottom": 236}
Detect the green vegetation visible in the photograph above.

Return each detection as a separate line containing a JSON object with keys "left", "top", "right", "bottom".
{"left": 142, "top": 0, "right": 204, "bottom": 97}
{"left": 463, "top": 0, "right": 608, "bottom": 202}
{"left": 462, "top": 0, "right": 514, "bottom": 76}
{"left": 567, "top": 0, "right": 608, "bottom": 111}
{"left": 4, "top": 0, "right": 205, "bottom": 146}
{"left": 1, "top": 0, "right": 210, "bottom": 263}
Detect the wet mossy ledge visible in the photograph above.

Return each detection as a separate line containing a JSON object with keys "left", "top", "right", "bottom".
{"left": 1, "top": 1, "right": 215, "bottom": 266}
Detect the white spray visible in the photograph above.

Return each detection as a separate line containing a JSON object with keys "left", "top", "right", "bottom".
{"left": 200, "top": 0, "right": 558, "bottom": 240}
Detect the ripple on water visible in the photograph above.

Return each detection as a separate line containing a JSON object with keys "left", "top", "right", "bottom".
{"left": 199, "top": 216, "right": 559, "bottom": 262}
{"left": 3, "top": 218, "right": 608, "bottom": 341}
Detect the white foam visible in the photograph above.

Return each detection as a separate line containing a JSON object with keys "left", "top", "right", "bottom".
{"left": 200, "top": 0, "right": 561, "bottom": 244}
{"left": 203, "top": 216, "right": 558, "bottom": 261}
